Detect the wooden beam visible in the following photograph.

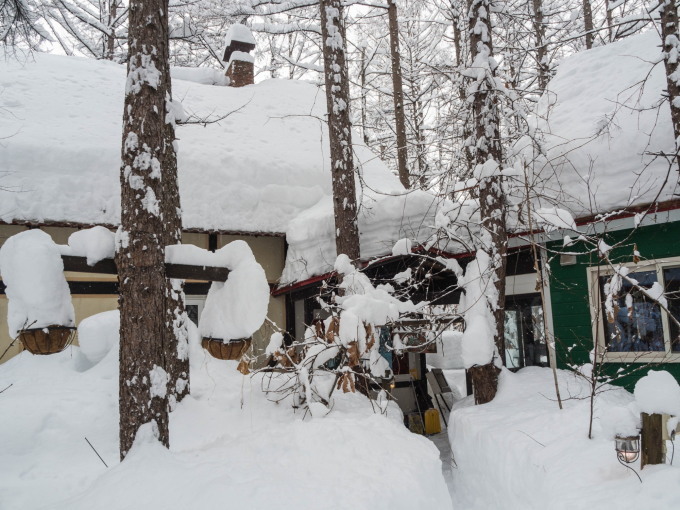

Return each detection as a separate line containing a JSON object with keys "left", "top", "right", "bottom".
{"left": 62, "top": 255, "right": 117, "bottom": 275}
{"left": 61, "top": 255, "right": 230, "bottom": 282}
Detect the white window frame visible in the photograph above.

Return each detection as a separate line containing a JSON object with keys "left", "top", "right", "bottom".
{"left": 587, "top": 256, "right": 680, "bottom": 363}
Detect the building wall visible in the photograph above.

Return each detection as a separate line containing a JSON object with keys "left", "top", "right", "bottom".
{"left": 548, "top": 220, "right": 680, "bottom": 390}
{"left": 0, "top": 225, "right": 286, "bottom": 364}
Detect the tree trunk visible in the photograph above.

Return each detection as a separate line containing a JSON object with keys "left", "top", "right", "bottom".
{"left": 531, "top": 0, "right": 549, "bottom": 92}
{"left": 106, "top": 1, "right": 118, "bottom": 60}
{"left": 319, "top": 0, "right": 361, "bottom": 261}
{"left": 582, "top": 0, "right": 594, "bottom": 49}
{"left": 450, "top": 3, "right": 473, "bottom": 175}
{"left": 465, "top": 0, "right": 507, "bottom": 402}
{"left": 117, "top": 0, "right": 183, "bottom": 460}
{"left": 660, "top": 0, "right": 680, "bottom": 173}
{"left": 604, "top": 0, "right": 614, "bottom": 42}
{"left": 468, "top": 364, "right": 501, "bottom": 405}
{"left": 387, "top": 0, "right": 410, "bottom": 189}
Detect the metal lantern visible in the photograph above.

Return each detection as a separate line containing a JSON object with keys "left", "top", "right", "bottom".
{"left": 615, "top": 434, "right": 640, "bottom": 464}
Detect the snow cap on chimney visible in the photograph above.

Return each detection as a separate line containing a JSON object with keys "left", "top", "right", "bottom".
{"left": 223, "top": 24, "right": 256, "bottom": 87}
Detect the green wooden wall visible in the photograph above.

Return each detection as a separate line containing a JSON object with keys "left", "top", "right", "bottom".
{"left": 548, "top": 220, "right": 680, "bottom": 391}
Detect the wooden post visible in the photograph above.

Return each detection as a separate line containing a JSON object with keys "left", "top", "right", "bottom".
{"left": 641, "top": 413, "right": 665, "bottom": 468}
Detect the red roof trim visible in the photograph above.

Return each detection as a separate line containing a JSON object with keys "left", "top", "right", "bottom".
{"left": 274, "top": 201, "right": 680, "bottom": 296}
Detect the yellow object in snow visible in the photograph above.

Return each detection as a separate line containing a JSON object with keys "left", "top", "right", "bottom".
{"left": 424, "top": 408, "right": 442, "bottom": 435}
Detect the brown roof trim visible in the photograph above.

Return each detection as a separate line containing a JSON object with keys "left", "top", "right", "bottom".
{"left": 0, "top": 219, "right": 285, "bottom": 238}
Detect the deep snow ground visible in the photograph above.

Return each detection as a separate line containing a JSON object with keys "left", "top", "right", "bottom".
{"left": 0, "top": 331, "right": 452, "bottom": 510}
{"left": 447, "top": 367, "right": 680, "bottom": 510}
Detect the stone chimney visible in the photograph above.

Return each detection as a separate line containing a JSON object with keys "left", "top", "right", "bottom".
{"left": 223, "top": 24, "right": 256, "bottom": 87}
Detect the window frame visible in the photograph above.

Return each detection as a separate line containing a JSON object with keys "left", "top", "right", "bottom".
{"left": 587, "top": 256, "right": 680, "bottom": 363}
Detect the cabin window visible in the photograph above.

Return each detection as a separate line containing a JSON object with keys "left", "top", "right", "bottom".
{"left": 588, "top": 257, "right": 680, "bottom": 362}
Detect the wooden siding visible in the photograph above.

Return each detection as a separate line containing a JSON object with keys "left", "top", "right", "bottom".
{"left": 548, "top": 220, "right": 680, "bottom": 390}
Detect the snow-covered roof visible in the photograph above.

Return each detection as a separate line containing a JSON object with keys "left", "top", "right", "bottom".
{"left": 519, "top": 30, "right": 679, "bottom": 217}
{"left": 0, "top": 53, "right": 436, "bottom": 283}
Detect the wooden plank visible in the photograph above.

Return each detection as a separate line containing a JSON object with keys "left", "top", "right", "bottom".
{"left": 165, "top": 263, "right": 229, "bottom": 281}
{"left": 641, "top": 412, "right": 665, "bottom": 468}
{"left": 61, "top": 255, "right": 230, "bottom": 282}
{"left": 62, "top": 255, "right": 117, "bottom": 275}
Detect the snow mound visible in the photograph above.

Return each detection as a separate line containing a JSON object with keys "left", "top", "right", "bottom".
{"left": 449, "top": 367, "right": 680, "bottom": 510}
{"left": 66, "top": 226, "right": 115, "bottom": 265}
{"left": 634, "top": 370, "right": 680, "bottom": 416}
{"left": 0, "top": 322, "right": 452, "bottom": 510}
{"left": 518, "top": 30, "right": 677, "bottom": 217}
{"left": 198, "top": 241, "right": 269, "bottom": 340}
{"left": 77, "top": 310, "right": 119, "bottom": 365}
{"left": 0, "top": 229, "right": 75, "bottom": 338}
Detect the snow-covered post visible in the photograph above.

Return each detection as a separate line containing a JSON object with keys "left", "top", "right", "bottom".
{"left": 319, "top": 0, "right": 361, "bottom": 261}
{"left": 659, "top": 0, "right": 680, "bottom": 172}
{"left": 634, "top": 371, "right": 680, "bottom": 467}
{"left": 116, "top": 0, "right": 184, "bottom": 459}
{"left": 463, "top": 0, "right": 507, "bottom": 403}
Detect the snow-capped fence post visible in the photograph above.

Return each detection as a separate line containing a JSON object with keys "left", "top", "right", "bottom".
{"left": 640, "top": 413, "right": 664, "bottom": 468}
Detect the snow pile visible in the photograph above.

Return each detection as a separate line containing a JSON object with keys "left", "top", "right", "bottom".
{"left": 170, "top": 66, "right": 228, "bottom": 86}
{"left": 77, "top": 310, "right": 119, "bottom": 365}
{"left": 449, "top": 367, "right": 680, "bottom": 510}
{"left": 533, "top": 207, "right": 577, "bottom": 233}
{"left": 65, "top": 226, "right": 115, "bottom": 265}
{"left": 0, "top": 322, "right": 452, "bottom": 510}
{"left": 426, "top": 330, "right": 464, "bottom": 370}
{"left": 0, "top": 230, "right": 75, "bottom": 338}
{"left": 634, "top": 370, "right": 680, "bottom": 416}
{"left": 198, "top": 241, "right": 269, "bottom": 340}
{"left": 0, "top": 53, "right": 411, "bottom": 236}
{"left": 224, "top": 23, "right": 256, "bottom": 47}
{"left": 516, "top": 30, "right": 677, "bottom": 217}
{"left": 281, "top": 189, "right": 437, "bottom": 284}
{"left": 457, "top": 249, "right": 497, "bottom": 368}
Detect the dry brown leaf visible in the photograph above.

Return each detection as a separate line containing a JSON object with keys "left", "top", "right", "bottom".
{"left": 236, "top": 359, "right": 250, "bottom": 375}
{"left": 347, "top": 341, "right": 360, "bottom": 367}
{"left": 325, "top": 317, "right": 339, "bottom": 343}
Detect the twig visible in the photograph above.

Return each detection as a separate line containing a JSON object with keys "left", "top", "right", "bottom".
{"left": 84, "top": 437, "right": 109, "bottom": 468}
{"left": 0, "top": 383, "right": 13, "bottom": 394}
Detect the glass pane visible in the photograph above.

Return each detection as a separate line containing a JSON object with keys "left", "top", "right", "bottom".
{"left": 530, "top": 305, "right": 548, "bottom": 365}
{"left": 600, "top": 270, "right": 664, "bottom": 352}
{"left": 504, "top": 310, "right": 522, "bottom": 368}
{"left": 186, "top": 304, "right": 199, "bottom": 326}
{"left": 663, "top": 267, "right": 680, "bottom": 352}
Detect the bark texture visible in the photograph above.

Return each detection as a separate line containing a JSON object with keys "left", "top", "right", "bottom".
{"left": 117, "top": 0, "right": 185, "bottom": 459}
{"left": 582, "top": 0, "right": 594, "bottom": 49}
{"left": 660, "top": 0, "right": 680, "bottom": 173}
{"left": 531, "top": 0, "right": 549, "bottom": 92}
{"left": 388, "top": 0, "right": 410, "bottom": 189}
{"left": 319, "top": 0, "right": 361, "bottom": 261}
{"left": 466, "top": 0, "right": 508, "bottom": 402}
{"left": 468, "top": 364, "right": 501, "bottom": 405}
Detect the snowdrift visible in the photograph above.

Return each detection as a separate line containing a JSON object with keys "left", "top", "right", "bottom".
{"left": 449, "top": 367, "right": 680, "bottom": 510}
{"left": 0, "top": 318, "right": 451, "bottom": 510}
